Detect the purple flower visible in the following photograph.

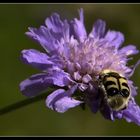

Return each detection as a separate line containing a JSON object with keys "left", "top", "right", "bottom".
{"left": 20, "top": 9, "right": 140, "bottom": 125}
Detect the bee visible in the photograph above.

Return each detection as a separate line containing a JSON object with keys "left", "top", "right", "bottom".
{"left": 99, "top": 69, "right": 131, "bottom": 111}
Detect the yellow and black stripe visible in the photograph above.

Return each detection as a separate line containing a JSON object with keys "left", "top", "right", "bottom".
{"left": 100, "top": 71, "right": 130, "bottom": 98}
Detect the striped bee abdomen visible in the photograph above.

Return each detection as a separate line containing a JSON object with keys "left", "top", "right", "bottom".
{"left": 100, "top": 71, "right": 130, "bottom": 98}
{"left": 99, "top": 69, "right": 131, "bottom": 111}
{"left": 119, "top": 78, "right": 130, "bottom": 97}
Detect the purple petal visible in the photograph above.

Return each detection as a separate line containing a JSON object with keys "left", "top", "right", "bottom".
{"left": 46, "top": 85, "right": 82, "bottom": 113}
{"left": 73, "top": 71, "right": 82, "bottom": 81}
{"left": 71, "top": 8, "right": 87, "bottom": 42}
{"left": 20, "top": 70, "right": 73, "bottom": 97}
{"left": 26, "top": 26, "right": 60, "bottom": 55}
{"left": 89, "top": 19, "right": 106, "bottom": 38}
{"left": 104, "top": 30, "right": 124, "bottom": 49}
{"left": 46, "top": 70, "right": 74, "bottom": 87}
{"left": 19, "top": 73, "right": 49, "bottom": 97}
{"left": 128, "top": 80, "right": 138, "bottom": 97}
{"left": 45, "top": 13, "right": 70, "bottom": 42}
{"left": 54, "top": 96, "right": 82, "bottom": 113}
{"left": 114, "top": 98, "right": 140, "bottom": 125}
{"left": 21, "top": 49, "right": 61, "bottom": 71}
{"left": 119, "top": 45, "right": 139, "bottom": 56}
{"left": 82, "top": 74, "right": 92, "bottom": 83}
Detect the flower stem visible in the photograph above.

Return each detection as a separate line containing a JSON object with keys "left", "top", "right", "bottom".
{"left": 0, "top": 92, "right": 48, "bottom": 116}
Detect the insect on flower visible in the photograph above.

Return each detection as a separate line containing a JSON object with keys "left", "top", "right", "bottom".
{"left": 98, "top": 69, "right": 131, "bottom": 111}
{"left": 20, "top": 8, "right": 140, "bottom": 125}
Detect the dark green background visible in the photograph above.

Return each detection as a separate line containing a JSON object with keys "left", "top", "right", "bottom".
{"left": 0, "top": 4, "right": 140, "bottom": 136}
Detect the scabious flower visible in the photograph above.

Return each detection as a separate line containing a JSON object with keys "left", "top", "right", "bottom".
{"left": 20, "top": 9, "right": 140, "bottom": 125}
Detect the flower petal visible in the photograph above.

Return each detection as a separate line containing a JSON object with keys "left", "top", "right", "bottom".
{"left": 46, "top": 85, "right": 82, "bottom": 113}
{"left": 20, "top": 70, "right": 73, "bottom": 97}
{"left": 26, "top": 26, "right": 60, "bottom": 55}
{"left": 45, "top": 13, "right": 70, "bottom": 42}
{"left": 21, "top": 49, "right": 61, "bottom": 71}
{"left": 89, "top": 19, "right": 106, "bottom": 38}
{"left": 114, "top": 98, "right": 140, "bottom": 125}
{"left": 128, "top": 80, "right": 138, "bottom": 97}
{"left": 19, "top": 73, "right": 49, "bottom": 97}
{"left": 73, "top": 71, "right": 82, "bottom": 81}
{"left": 54, "top": 96, "right": 82, "bottom": 113}
{"left": 71, "top": 8, "right": 87, "bottom": 42}
{"left": 46, "top": 70, "right": 74, "bottom": 87}
{"left": 82, "top": 74, "right": 92, "bottom": 83}
{"left": 119, "top": 45, "right": 139, "bottom": 56}
{"left": 105, "top": 30, "right": 124, "bottom": 49}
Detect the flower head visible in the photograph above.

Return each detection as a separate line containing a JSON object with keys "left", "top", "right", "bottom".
{"left": 20, "top": 9, "right": 140, "bottom": 125}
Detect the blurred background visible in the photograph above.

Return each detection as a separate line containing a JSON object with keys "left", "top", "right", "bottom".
{"left": 0, "top": 4, "right": 140, "bottom": 136}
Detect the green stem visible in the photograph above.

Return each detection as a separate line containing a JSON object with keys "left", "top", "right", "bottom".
{"left": 0, "top": 92, "right": 48, "bottom": 116}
